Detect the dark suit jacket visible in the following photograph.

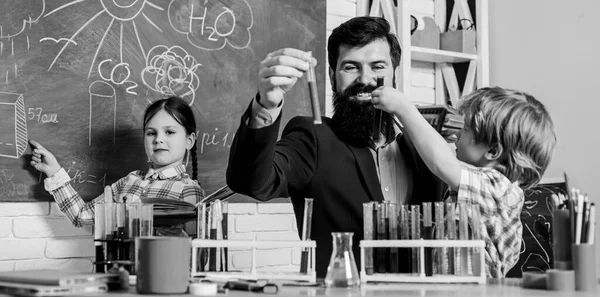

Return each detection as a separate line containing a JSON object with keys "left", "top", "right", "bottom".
{"left": 227, "top": 108, "right": 445, "bottom": 277}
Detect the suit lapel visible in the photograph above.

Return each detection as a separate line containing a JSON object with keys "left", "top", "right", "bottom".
{"left": 347, "top": 144, "right": 384, "bottom": 202}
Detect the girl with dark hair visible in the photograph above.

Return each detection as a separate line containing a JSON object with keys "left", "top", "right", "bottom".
{"left": 30, "top": 96, "right": 205, "bottom": 236}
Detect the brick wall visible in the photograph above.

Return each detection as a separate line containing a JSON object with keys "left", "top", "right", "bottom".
{"left": 0, "top": 203, "right": 94, "bottom": 272}
{"left": 0, "top": 0, "right": 436, "bottom": 272}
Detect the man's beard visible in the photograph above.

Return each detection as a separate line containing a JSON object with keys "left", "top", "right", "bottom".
{"left": 330, "top": 83, "right": 392, "bottom": 148}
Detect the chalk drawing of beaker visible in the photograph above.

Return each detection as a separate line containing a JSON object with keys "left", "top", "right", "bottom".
{"left": 0, "top": 91, "right": 28, "bottom": 158}
{"left": 88, "top": 81, "right": 116, "bottom": 146}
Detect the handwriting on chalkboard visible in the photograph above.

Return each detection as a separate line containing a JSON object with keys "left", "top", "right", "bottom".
{"left": 168, "top": 0, "right": 253, "bottom": 51}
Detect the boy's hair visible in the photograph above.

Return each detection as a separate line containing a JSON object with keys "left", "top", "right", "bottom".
{"left": 327, "top": 16, "right": 402, "bottom": 71}
{"left": 143, "top": 97, "right": 199, "bottom": 181}
{"left": 458, "top": 87, "right": 556, "bottom": 189}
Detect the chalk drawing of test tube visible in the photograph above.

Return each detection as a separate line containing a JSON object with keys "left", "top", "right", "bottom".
{"left": 0, "top": 91, "right": 28, "bottom": 158}
{"left": 88, "top": 81, "right": 116, "bottom": 146}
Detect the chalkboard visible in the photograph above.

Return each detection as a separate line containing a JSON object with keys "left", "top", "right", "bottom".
{"left": 506, "top": 182, "right": 567, "bottom": 277}
{"left": 0, "top": 0, "right": 326, "bottom": 202}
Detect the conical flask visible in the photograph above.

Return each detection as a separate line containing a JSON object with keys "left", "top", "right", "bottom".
{"left": 324, "top": 232, "right": 360, "bottom": 287}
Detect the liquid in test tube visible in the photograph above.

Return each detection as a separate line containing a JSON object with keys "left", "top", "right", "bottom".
{"left": 410, "top": 205, "right": 421, "bottom": 275}
{"left": 433, "top": 202, "right": 447, "bottom": 275}
{"left": 372, "top": 77, "right": 384, "bottom": 142}
{"left": 363, "top": 202, "right": 374, "bottom": 275}
{"left": 307, "top": 51, "right": 322, "bottom": 125}
{"left": 300, "top": 198, "right": 314, "bottom": 274}
{"left": 422, "top": 202, "right": 433, "bottom": 276}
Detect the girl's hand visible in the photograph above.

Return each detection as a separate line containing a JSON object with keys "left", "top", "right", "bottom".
{"left": 29, "top": 140, "right": 61, "bottom": 177}
{"left": 371, "top": 86, "right": 411, "bottom": 114}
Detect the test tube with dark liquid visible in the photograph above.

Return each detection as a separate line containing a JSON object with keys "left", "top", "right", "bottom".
{"left": 362, "top": 202, "right": 374, "bottom": 275}
{"left": 94, "top": 202, "right": 106, "bottom": 273}
{"left": 300, "top": 198, "right": 314, "bottom": 274}
{"left": 127, "top": 203, "right": 142, "bottom": 274}
{"left": 376, "top": 202, "right": 387, "bottom": 273}
{"left": 222, "top": 202, "right": 228, "bottom": 272}
{"left": 399, "top": 205, "right": 411, "bottom": 272}
{"left": 388, "top": 203, "right": 399, "bottom": 273}
{"left": 307, "top": 52, "right": 322, "bottom": 125}
{"left": 422, "top": 202, "right": 433, "bottom": 276}
{"left": 410, "top": 205, "right": 421, "bottom": 275}
{"left": 372, "top": 77, "right": 384, "bottom": 142}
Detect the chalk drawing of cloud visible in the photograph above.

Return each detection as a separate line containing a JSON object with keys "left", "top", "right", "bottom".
{"left": 141, "top": 45, "right": 202, "bottom": 106}
{"left": 0, "top": 0, "right": 45, "bottom": 39}
{"left": 167, "top": 0, "right": 252, "bottom": 51}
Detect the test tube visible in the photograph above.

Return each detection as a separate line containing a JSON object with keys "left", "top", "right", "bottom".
{"left": 94, "top": 202, "right": 106, "bottom": 273}
{"left": 104, "top": 187, "right": 115, "bottom": 262}
{"left": 433, "top": 202, "right": 447, "bottom": 275}
{"left": 221, "top": 202, "right": 228, "bottom": 272}
{"left": 362, "top": 202, "right": 374, "bottom": 275}
{"left": 300, "top": 198, "right": 314, "bottom": 274}
{"left": 458, "top": 202, "right": 470, "bottom": 276}
{"left": 372, "top": 77, "right": 384, "bottom": 142}
{"left": 470, "top": 203, "right": 483, "bottom": 276}
{"left": 422, "top": 202, "right": 433, "bottom": 276}
{"left": 410, "top": 205, "right": 421, "bottom": 275}
{"left": 307, "top": 52, "right": 322, "bottom": 125}
{"left": 388, "top": 203, "right": 399, "bottom": 273}
{"left": 376, "top": 202, "right": 387, "bottom": 273}
{"left": 198, "top": 203, "right": 207, "bottom": 272}
{"left": 140, "top": 204, "right": 153, "bottom": 236}
{"left": 127, "top": 203, "right": 141, "bottom": 274}
{"left": 445, "top": 202, "right": 457, "bottom": 275}
{"left": 115, "top": 202, "right": 126, "bottom": 261}
{"left": 209, "top": 201, "right": 220, "bottom": 272}
{"left": 399, "top": 205, "right": 411, "bottom": 272}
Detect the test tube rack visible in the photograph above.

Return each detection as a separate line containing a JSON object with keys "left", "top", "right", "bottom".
{"left": 191, "top": 239, "right": 317, "bottom": 283}
{"left": 359, "top": 239, "right": 486, "bottom": 284}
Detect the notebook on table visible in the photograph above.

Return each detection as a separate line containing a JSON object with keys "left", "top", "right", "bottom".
{"left": 0, "top": 270, "right": 118, "bottom": 286}
{"left": 0, "top": 281, "right": 108, "bottom": 297}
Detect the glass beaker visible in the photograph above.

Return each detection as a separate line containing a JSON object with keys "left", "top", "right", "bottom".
{"left": 324, "top": 232, "right": 360, "bottom": 287}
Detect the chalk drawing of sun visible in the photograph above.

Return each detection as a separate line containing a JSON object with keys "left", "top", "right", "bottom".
{"left": 43, "top": 0, "right": 168, "bottom": 79}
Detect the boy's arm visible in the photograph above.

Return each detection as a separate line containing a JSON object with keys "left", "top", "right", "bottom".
{"left": 373, "top": 87, "right": 460, "bottom": 190}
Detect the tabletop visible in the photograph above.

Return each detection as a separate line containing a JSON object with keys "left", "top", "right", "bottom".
{"left": 102, "top": 281, "right": 598, "bottom": 297}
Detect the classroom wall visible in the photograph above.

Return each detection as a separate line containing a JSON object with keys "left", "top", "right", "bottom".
{"left": 488, "top": 0, "right": 600, "bottom": 274}
{"left": 0, "top": 0, "right": 437, "bottom": 272}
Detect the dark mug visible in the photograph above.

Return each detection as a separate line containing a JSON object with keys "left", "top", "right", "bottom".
{"left": 135, "top": 236, "right": 191, "bottom": 294}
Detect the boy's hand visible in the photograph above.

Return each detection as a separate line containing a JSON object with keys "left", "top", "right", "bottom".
{"left": 371, "top": 86, "right": 411, "bottom": 114}
{"left": 29, "top": 140, "right": 61, "bottom": 177}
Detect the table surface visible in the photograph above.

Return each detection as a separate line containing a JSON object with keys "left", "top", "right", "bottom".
{"left": 101, "top": 280, "right": 598, "bottom": 297}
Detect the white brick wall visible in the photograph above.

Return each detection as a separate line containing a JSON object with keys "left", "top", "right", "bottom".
{"left": 0, "top": 0, "right": 438, "bottom": 273}
{"left": 0, "top": 202, "right": 95, "bottom": 272}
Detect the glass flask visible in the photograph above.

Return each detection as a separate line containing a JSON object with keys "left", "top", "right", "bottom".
{"left": 324, "top": 232, "right": 360, "bottom": 287}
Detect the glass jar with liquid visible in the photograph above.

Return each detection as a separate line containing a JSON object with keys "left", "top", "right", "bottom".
{"left": 324, "top": 232, "right": 360, "bottom": 287}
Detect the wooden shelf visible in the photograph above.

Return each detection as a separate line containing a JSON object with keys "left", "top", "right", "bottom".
{"left": 411, "top": 46, "right": 477, "bottom": 63}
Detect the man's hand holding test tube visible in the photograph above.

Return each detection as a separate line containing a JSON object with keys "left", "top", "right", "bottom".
{"left": 256, "top": 49, "right": 318, "bottom": 117}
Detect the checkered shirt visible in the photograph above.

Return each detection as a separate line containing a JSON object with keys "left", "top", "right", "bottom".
{"left": 448, "top": 162, "right": 524, "bottom": 278}
{"left": 45, "top": 164, "right": 205, "bottom": 227}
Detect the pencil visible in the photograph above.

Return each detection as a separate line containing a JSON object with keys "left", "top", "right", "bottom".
{"left": 307, "top": 51, "right": 322, "bottom": 125}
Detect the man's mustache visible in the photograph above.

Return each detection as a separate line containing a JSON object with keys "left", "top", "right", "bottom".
{"left": 338, "top": 83, "right": 378, "bottom": 99}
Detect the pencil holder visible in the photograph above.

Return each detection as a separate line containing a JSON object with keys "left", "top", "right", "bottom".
{"left": 552, "top": 209, "right": 572, "bottom": 269}
{"left": 572, "top": 243, "right": 597, "bottom": 292}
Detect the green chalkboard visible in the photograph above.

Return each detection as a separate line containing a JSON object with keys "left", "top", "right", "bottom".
{"left": 0, "top": 0, "right": 326, "bottom": 202}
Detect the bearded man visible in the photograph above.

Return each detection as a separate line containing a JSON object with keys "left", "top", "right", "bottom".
{"left": 227, "top": 16, "right": 445, "bottom": 277}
